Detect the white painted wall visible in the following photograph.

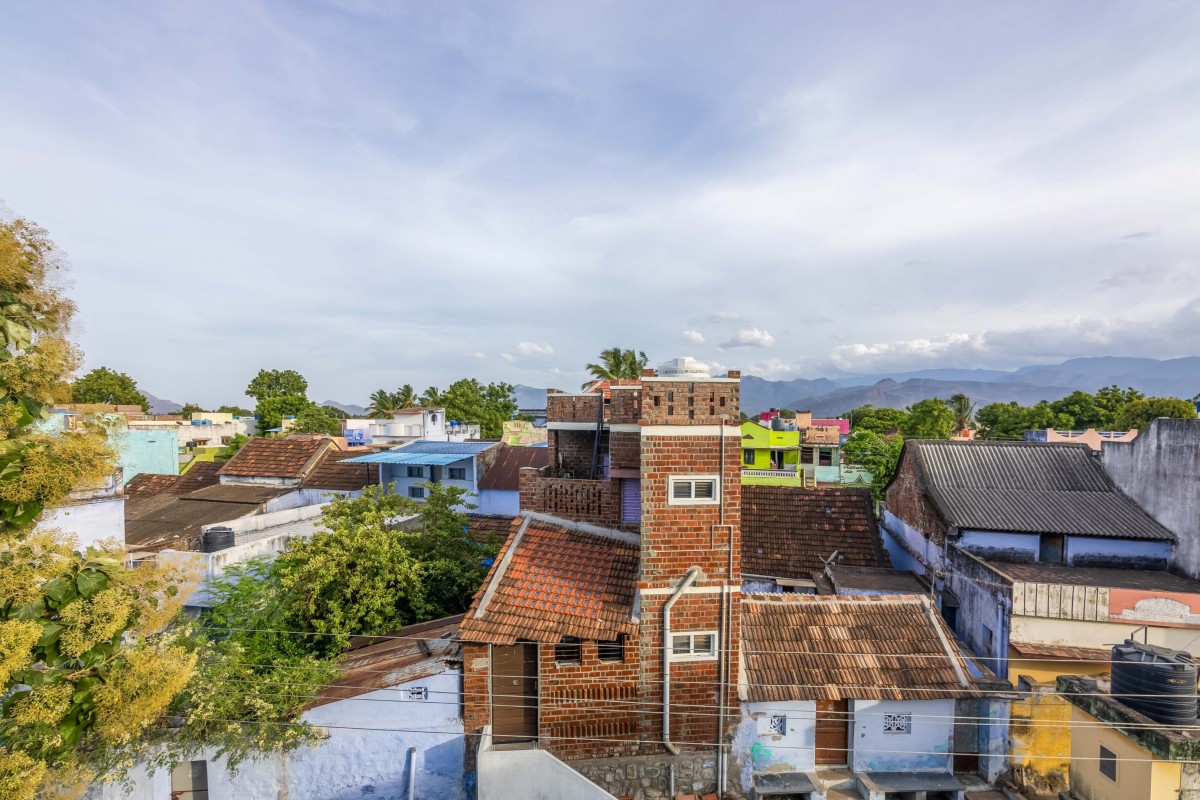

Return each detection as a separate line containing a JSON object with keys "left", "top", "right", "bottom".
{"left": 38, "top": 498, "right": 125, "bottom": 550}
{"left": 733, "top": 699, "right": 817, "bottom": 777}
{"left": 880, "top": 510, "right": 941, "bottom": 574}
{"left": 88, "top": 669, "right": 465, "bottom": 800}
{"left": 476, "top": 489, "right": 518, "bottom": 517}
{"left": 850, "top": 699, "right": 954, "bottom": 773}
{"left": 477, "top": 728, "right": 615, "bottom": 800}
{"left": 1012, "top": 614, "right": 1200, "bottom": 652}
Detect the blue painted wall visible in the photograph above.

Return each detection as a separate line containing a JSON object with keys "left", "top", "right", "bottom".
{"left": 118, "top": 427, "right": 179, "bottom": 483}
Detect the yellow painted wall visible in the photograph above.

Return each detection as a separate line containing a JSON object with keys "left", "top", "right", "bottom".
{"left": 1009, "top": 687, "right": 1072, "bottom": 794}
{"left": 1013, "top": 616, "right": 1200, "bottom": 653}
{"left": 1010, "top": 659, "right": 1109, "bottom": 686}
{"left": 1068, "top": 706, "right": 1181, "bottom": 800}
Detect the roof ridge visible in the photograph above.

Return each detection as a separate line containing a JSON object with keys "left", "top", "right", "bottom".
{"left": 520, "top": 511, "right": 641, "bottom": 545}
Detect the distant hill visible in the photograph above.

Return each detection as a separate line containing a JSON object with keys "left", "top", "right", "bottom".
{"left": 321, "top": 400, "right": 366, "bottom": 417}
{"left": 144, "top": 392, "right": 182, "bottom": 415}
{"left": 739, "top": 356, "right": 1200, "bottom": 415}
{"left": 514, "top": 384, "right": 547, "bottom": 410}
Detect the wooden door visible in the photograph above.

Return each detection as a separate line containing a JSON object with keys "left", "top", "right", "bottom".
{"left": 815, "top": 699, "right": 849, "bottom": 765}
{"left": 492, "top": 643, "right": 538, "bottom": 743}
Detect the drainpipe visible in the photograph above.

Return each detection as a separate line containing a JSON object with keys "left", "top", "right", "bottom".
{"left": 406, "top": 747, "right": 417, "bottom": 800}
{"left": 716, "top": 416, "right": 732, "bottom": 794}
{"left": 663, "top": 566, "right": 702, "bottom": 754}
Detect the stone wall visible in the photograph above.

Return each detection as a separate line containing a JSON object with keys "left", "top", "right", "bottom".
{"left": 571, "top": 752, "right": 743, "bottom": 800}
{"left": 884, "top": 447, "right": 950, "bottom": 546}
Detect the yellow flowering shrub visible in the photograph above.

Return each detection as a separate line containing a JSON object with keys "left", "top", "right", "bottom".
{"left": 0, "top": 529, "right": 77, "bottom": 607}
{"left": 93, "top": 645, "right": 197, "bottom": 743}
{"left": 58, "top": 587, "right": 133, "bottom": 658}
{"left": 9, "top": 683, "right": 75, "bottom": 727}
{"left": 0, "top": 620, "right": 42, "bottom": 686}
{"left": 0, "top": 748, "right": 46, "bottom": 800}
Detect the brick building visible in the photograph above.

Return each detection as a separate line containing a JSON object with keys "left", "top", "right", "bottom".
{"left": 460, "top": 359, "right": 744, "bottom": 797}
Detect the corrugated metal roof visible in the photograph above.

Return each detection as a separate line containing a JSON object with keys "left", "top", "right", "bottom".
{"left": 477, "top": 446, "right": 552, "bottom": 491}
{"left": 394, "top": 440, "right": 498, "bottom": 454}
{"left": 904, "top": 440, "right": 1175, "bottom": 541}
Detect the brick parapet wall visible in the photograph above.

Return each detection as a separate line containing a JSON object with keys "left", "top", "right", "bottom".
{"left": 546, "top": 393, "right": 603, "bottom": 424}
{"left": 640, "top": 380, "right": 739, "bottom": 425}
{"left": 609, "top": 388, "right": 642, "bottom": 424}
{"left": 518, "top": 466, "right": 630, "bottom": 530}
{"left": 609, "top": 430, "right": 641, "bottom": 472}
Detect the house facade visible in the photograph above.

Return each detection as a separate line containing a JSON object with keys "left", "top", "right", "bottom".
{"left": 345, "top": 440, "right": 501, "bottom": 504}
{"left": 741, "top": 415, "right": 866, "bottom": 489}
{"left": 343, "top": 407, "right": 480, "bottom": 446}
{"left": 460, "top": 363, "right": 745, "bottom": 799}
{"left": 474, "top": 445, "right": 551, "bottom": 517}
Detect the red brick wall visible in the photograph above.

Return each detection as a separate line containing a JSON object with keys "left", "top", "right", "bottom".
{"left": 518, "top": 467, "right": 629, "bottom": 529}
{"left": 547, "top": 429, "right": 601, "bottom": 477}
{"left": 609, "top": 431, "right": 641, "bottom": 472}
{"left": 462, "top": 642, "right": 491, "bottom": 772}
{"left": 884, "top": 449, "right": 949, "bottom": 545}
{"left": 609, "top": 388, "right": 642, "bottom": 424}
{"left": 539, "top": 639, "right": 645, "bottom": 760}
{"left": 640, "top": 380, "right": 739, "bottom": 425}
{"left": 546, "top": 393, "right": 602, "bottom": 424}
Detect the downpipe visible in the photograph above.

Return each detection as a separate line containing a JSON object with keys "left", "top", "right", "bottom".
{"left": 663, "top": 566, "right": 702, "bottom": 754}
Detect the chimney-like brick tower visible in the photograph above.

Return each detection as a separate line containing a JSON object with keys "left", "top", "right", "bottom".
{"left": 636, "top": 365, "right": 742, "bottom": 756}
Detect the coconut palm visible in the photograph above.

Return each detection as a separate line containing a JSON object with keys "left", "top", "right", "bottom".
{"left": 583, "top": 348, "right": 649, "bottom": 389}
{"left": 945, "top": 393, "right": 977, "bottom": 433}
{"left": 420, "top": 386, "right": 443, "bottom": 407}
{"left": 393, "top": 384, "right": 417, "bottom": 409}
{"left": 366, "top": 389, "right": 393, "bottom": 418}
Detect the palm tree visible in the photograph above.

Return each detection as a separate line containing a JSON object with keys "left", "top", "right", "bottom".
{"left": 366, "top": 389, "right": 393, "bottom": 418}
{"left": 583, "top": 348, "right": 649, "bottom": 388}
{"left": 945, "top": 393, "right": 977, "bottom": 433}
{"left": 420, "top": 386, "right": 443, "bottom": 407}
{"left": 393, "top": 384, "right": 417, "bottom": 409}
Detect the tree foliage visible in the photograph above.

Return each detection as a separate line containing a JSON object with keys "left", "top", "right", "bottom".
{"left": 215, "top": 405, "right": 252, "bottom": 416}
{"left": 584, "top": 347, "right": 648, "bottom": 387}
{"left": 178, "top": 403, "right": 205, "bottom": 419}
{"left": 0, "top": 214, "right": 206, "bottom": 797}
{"left": 441, "top": 378, "right": 517, "bottom": 438}
{"left": 244, "top": 369, "right": 308, "bottom": 403}
{"left": 255, "top": 395, "right": 311, "bottom": 433}
{"left": 70, "top": 367, "right": 150, "bottom": 412}
{"left": 899, "top": 398, "right": 956, "bottom": 439}
{"left": 290, "top": 404, "right": 342, "bottom": 436}
{"left": 841, "top": 430, "right": 904, "bottom": 502}
{"left": 366, "top": 385, "right": 417, "bottom": 418}
{"left": 1117, "top": 397, "right": 1198, "bottom": 430}
{"left": 846, "top": 405, "right": 907, "bottom": 434}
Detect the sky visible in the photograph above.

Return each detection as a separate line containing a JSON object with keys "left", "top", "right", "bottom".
{"left": 2, "top": 1, "right": 1199, "bottom": 407}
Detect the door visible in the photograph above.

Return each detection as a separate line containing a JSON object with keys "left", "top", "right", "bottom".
{"left": 492, "top": 643, "right": 538, "bottom": 743}
{"left": 815, "top": 699, "right": 849, "bottom": 765}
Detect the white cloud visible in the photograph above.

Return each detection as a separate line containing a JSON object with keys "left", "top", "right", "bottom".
{"left": 720, "top": 328, "right": 775, "bottom": 349}
{"left": 516, "top": 341, "right": 555, "bottom": 357}
{"left": 499, "top": 353, "right": 515, "bottom": 362}
{"left": 706, "top": 311, "right": 741, "bottom": 323}
{"left": 681, "top": 329, "right": 705, "bottom": 344}
{"left": 466, "top": 351, "right": 486, "bottom": 359}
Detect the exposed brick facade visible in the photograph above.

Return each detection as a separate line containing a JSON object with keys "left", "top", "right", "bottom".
{"left": 519, "top": 466, "right": 628, "bottom": 530}
{"left": 884, "top": 448, "right": 951, "bottom": 544}
{"left": 609, "top": 430, "right": 641, "bottom": 472}
{"left": 640, "top": 380, "right": 739, "bottom": 426}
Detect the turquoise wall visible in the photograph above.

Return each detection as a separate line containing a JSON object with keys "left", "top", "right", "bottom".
{"left": 118, "top": 428, "right": 179, "bottom": 483}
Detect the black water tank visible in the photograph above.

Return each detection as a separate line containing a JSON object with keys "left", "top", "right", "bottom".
{"left": 203, "top": 526, "right": 235, "bottom": 553}
{"left": 1111, "top": 640, "right": 1198, "bottom": 726}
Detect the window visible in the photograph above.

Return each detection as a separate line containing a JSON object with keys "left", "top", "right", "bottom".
{"left": 743, "top": 449, "right": 754, "bottom": 464}
{"left": 883, "top": 713, "right": 912, "bottom": 734}
{"left": 598, "top": 636, "right": 625, "bottom": 663}
{"left": 170, "top": 760, "right": 208, "bottom": 800}
{"left": 408, "top": 486, "right": 425, "bottom": 499}
{"left": 767, "top": 715, "right": 787, "bottom": 735}
{"left": 448, "top": 467, "right": 467, "bottom": 480}
{"left": 1099, "top": 745, "right": 1117, "bottom": 781}
{"left": 669, "top": 476, "right": 720, "bottom": 505}
{"left": 982, "top": 624, "right": 994, "bottom": 652}
{"left": 407, "top": 465, "right": 425, "bottom": 478}
{"left": 555, "top": 636, "right": 582, "bottom": 664}
{"left": 670, "top": 632, "right": 717, "bottom": 660}
{"left": 818, "top": 449, "right": 833, "bottom": 467}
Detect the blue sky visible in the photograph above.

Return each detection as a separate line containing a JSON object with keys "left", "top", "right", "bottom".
{"left": 2, "top": 1, "right": 1199, "bottom": 406}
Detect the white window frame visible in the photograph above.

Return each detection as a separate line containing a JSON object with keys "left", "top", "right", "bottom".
{"left": 670, "top": 631, "right": 718, "bottom": 661}
{"left": 883, "top": 713, "right": 912, "bottom": 735}
{"left": 668, "top": 475, "right": 720, "bottom": 506}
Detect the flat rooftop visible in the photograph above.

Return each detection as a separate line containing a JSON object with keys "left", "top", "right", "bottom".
{"left": 987, "top": 561, "right": 1200, "bottom": 593}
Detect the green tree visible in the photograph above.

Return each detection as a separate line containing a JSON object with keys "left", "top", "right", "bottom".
{"left": 393, "top": 384, "right": 417, "bottom": 409}
{"left": 1, "top": 214, "right": 200, "bottom": 797}
{"left": 70, "top": 367, "right": 149, "bottom": 411}
{"left": 583, "top": 347, "right": 648, "bottom": 387}
{"left": 219, "top": 433, "right": 248, "bottom": 459}
{"left": 442, "top": 378, "right": 517, "bottom": 438}
{"left": 846, "top": 405, "right": 908, "bottom": 434}
{"left": 215, "top": 405, "right": 253, "bottom": 416}
{"left": 842, "top": 430, "right": 904, "bottom": 502}
{"left": 366, "top": 389, "right": 393, "bottom": 418}
{"left": 974, "top": 401, "right": 1029, "bottom": 440}
{"left": 1048, "top": 390, "right": 1105, "bottom": 429}
{"left": 291, "top": 404, "right": 342, "bottom": 436}
{"left": 420, "top": 386, "right": 443, "bottom": 407}
{"left": 945, "top": 393, "right": 976, "bottom": 433}
{"left": 255, "top": 395, "right": 311, "bottom": 433}
{"left": 245, "top": 369, "right": 308, "bottom": 403}
{"left": 178, "top": 403, "right": 205, "bottom": 419}
{"left": 274, "top": 486, "right": 426, "bottom": 653}
{"left": 1117, "top": 397, "right": 1198, "bottom": 430}
{"left": 899, "top": 398, "right": 956, "bottom": 439}
{"left": 1095, "top": 385, "right": 1144, "bottom": 427}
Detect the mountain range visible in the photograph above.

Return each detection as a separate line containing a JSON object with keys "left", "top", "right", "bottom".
{"left": 145, "top": 357, "right": 1200, "bottom": 420}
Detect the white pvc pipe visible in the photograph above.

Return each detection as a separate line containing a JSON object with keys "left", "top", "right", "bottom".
{"left": 662, "top": 566, "right": 702, "bottom": 754}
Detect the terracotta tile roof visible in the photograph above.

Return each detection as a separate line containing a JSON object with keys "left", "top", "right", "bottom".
{"left": 301, "top": 448, "right": 380, "bottom": 491}
{"left": 740, "top": 594, "right": 987, "bottom": 702}
{"left": 467, "top": 515, "right": 517, "bottom": 543}
{"left": 459, "top": 515, "right": 640, "bottom": 645}
{"left": 218, "top": 437, "right": 331, "bottom": 479}
{"left": 126, "top": 462, "right": 221, "bottom": 496}
{"left": 477, "top": 445, "right": 552, "bottom": 492}
{"left": 313, "top": 615, "right": 462, "bottom": 707}
{"left": 742, "top": 485, "right": 888, "bottom": 580}
{"left": 580, "top": 378, "right": 642, "bottom": 398}
{"left": 1009, "top": 641, "right": 1112, "bottom": 664}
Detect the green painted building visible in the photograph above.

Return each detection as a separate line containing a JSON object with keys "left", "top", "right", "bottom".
{"left": 739, "top": 420, "right": 871, "bottom": 488}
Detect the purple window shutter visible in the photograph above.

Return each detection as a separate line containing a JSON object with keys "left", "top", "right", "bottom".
{"left": 621, "top": 479, "right": 641, "bottom": 523}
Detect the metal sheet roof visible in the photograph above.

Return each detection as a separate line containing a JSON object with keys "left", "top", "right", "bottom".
{"left": 343, "top": 451, "right": 469, "bottom": 466}
{"left": 901, "top": 440, "right": 1176, "bottom": 541}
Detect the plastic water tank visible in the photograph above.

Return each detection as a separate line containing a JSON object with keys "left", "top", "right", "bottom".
{"left": 656, "top": 356, "right": 711, "bottom": 379}
{"left": 203, "top": 526, "right": 236, "bottom": 553}
{"left": 1111, "top": 640, "right": 1198, "bottom": 725}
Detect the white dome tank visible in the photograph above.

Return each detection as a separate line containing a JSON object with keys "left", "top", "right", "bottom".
{"left": 656, "top": 357, "right": 711, "bottom": 379}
